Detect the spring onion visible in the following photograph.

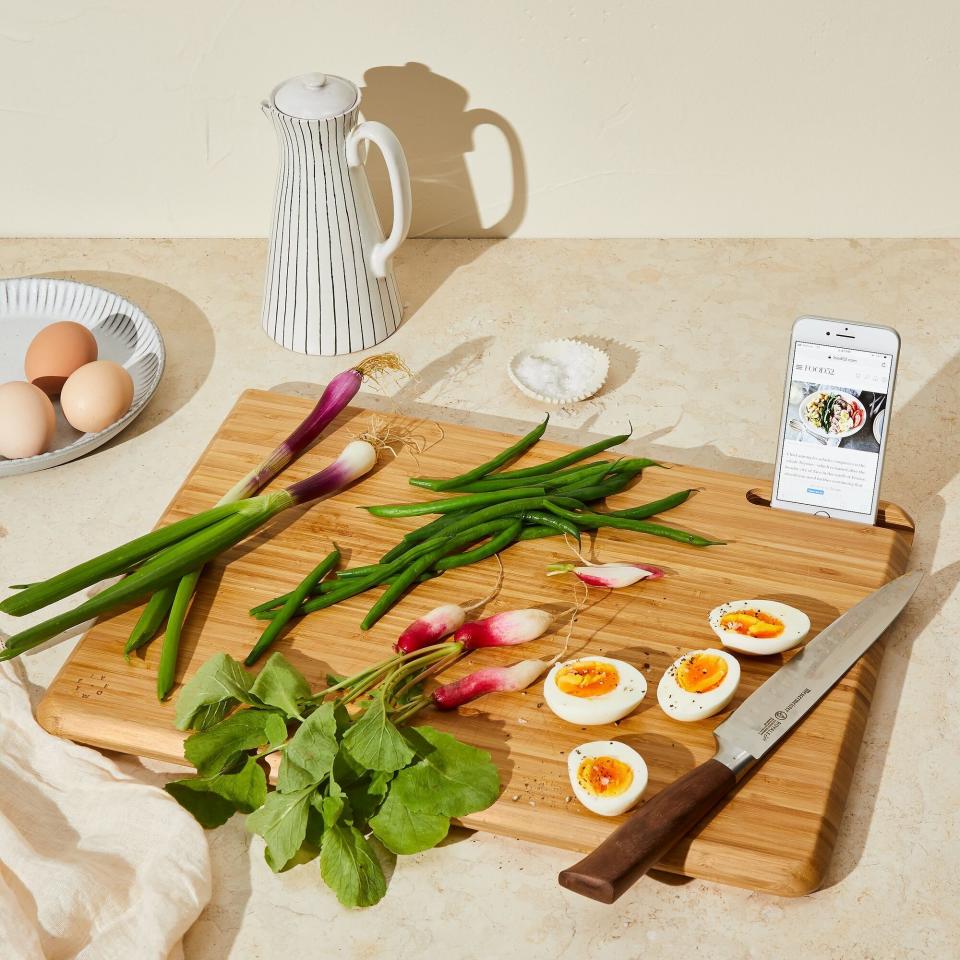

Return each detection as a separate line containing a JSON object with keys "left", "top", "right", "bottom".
{"left": 0, "top": 439, "right": 380, "bottom": 662}
{"left": 148, "top": 353, "right": 407, "bottom": 680}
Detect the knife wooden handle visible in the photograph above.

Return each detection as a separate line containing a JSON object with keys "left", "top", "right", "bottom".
{"left": 558, "top": 758, "right": 737, "bottom": 903}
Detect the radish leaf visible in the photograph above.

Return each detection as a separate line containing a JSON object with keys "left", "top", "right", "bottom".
{"left": 165, "top": 757, "right": 267, "bottom": 828}
{"left": 370, "top": 790, "right": 449, "bottom": 854}
{"left": 320, "top": 822, "right": 387, "bottom": 908}
{"left": 342, "top": 692, "right": 415, "bottom": 773}
{"left": 247, "top": 785, "right": 314, "bottom": 872}
{"left": 393, "top": 726, "right": 500, "bottom": 818}
{"left": 184, "top": 708, "right": 282, "bottom": 778}
{"left": 278, "top": 703, "right": 338, "bottom": 792}
{"left": 175, "top": 653, "right": 256, "bottom": 731}
{"left": 250, "top": 653, "right": 311, "bottom": 719}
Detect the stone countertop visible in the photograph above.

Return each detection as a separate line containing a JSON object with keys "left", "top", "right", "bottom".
{"left": 1, "top": 239, "right": 956, "bottom": 959}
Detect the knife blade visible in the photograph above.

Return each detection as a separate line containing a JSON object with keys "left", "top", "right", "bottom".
{"left": 558, "top": 569, "right": 923, "bottom": 903}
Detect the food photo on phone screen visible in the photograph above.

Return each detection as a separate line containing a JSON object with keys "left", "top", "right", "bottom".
{"left": 777, "top": 341, "right": 892, "bottom": 515}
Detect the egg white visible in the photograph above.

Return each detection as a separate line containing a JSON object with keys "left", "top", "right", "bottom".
{"left": 657, "top": 649, "right": 740, "bottom": 722}
{"left": 708, "top": 599, "right": 811, "bottom": 655}
{"left": 567, "top": 740, "right": 648, "bottom": 816}
{"left": 543, "top": 656, "right": 647, "bottom": 726}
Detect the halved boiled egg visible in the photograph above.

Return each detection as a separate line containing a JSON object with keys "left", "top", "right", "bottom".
{"left": 543, "top": 657, "right": 647, "bottom": 725}
{"left": 709, "top": 599, "right": 810, "bottom": 655}
{"left": 657, "top": 649, "right": 740, "bottom": 722}
{"left": 567, "top": 740, "right": 648, "bottom": 816}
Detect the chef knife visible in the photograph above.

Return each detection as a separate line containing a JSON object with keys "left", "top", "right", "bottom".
{"left": 558, "top": 569, "right": 923, "bottom": 903}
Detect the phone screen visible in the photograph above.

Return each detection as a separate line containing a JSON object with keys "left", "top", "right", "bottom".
{"left": 774, "top": 340, "right": 893, "bottom": 515}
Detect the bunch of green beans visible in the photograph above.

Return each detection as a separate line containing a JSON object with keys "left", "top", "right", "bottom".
{"left": 245, "top": 418, "right": 722, "bottom": 664}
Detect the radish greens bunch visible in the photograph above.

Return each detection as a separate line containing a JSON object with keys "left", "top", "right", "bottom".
{"left": 167, "top": 648, "right": 500, "bottom": 907}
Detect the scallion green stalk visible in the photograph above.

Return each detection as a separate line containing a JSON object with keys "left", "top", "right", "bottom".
{"left": 0, "top": 440, "right": 380, "bottom": 662}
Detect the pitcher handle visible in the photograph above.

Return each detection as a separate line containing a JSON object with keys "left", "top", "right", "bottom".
{"left": 346, "top": 120, "right": 412, "bottom": 279}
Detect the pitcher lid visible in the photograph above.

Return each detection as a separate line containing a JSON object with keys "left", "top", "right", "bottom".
{"left": 271, "top": 73, "right": 359, "bottom": 120}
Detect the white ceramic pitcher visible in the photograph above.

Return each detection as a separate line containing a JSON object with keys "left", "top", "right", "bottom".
{"left": 261, "top": 73, "right": 412, "bottom": 355}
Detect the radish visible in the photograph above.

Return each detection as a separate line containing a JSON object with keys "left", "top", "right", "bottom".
{"left": 394, "top": 558, "right": 504, "bottom": 655}
{"left": 546, "top": 561, "right": 664, "bottom": 588}
{"left": 395, "top": 603, "right": 468, "bottom": 654}
{"left": 432, "top": 658, "right": 555, "bottom": 710}
{"left": 455, "top": 608, "right": 555, "bottom": 649}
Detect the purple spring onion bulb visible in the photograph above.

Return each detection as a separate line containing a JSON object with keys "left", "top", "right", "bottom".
{"left": 546, "top": 561, "right": 664, "bottom": 589}
{"left": 223, "top": 354, "right": 408, "bottom": 502}
{"left": 432, "top": 657, "right": 555, "bottom": 710}
{"left": 454, "top": 608, "right": 554, "bottom": 650}
{"left": 283, "top": 440, "right": 378, "bottom": 506}
{"left": 395, "top": 603, "right": 467, "bottom": 654}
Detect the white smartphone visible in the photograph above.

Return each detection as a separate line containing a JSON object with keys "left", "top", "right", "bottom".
{"left": 771, "top": 316, "right": 900, "bottom": 525}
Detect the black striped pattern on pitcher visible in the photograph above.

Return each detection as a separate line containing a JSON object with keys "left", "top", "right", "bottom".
{"left": 261, "top": 107, "right": 403, "bottom": 355}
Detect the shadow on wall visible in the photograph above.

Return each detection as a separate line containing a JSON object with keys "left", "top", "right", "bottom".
{"left": 360, "top": 62, "right": 527, "bottom": 239}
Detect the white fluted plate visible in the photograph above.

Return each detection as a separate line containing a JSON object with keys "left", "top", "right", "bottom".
{"left": 0, "top": 278, "right": 165, "bottom": 477}
{"left": 508, "top": 338, "right": 609, "bottom": 404}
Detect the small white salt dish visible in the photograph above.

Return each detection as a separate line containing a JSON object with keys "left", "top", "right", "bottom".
{"left": 508, "top": 338, "right": 609, "bottom": 404}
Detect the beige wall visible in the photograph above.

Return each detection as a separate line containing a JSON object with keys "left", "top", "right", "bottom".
{"left": 2, "top": 1, "right": 958, "bottom": 238}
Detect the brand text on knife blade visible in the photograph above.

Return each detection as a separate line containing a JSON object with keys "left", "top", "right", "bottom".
{"left": 758, "top": 687, "right": 812, "bottom": 742}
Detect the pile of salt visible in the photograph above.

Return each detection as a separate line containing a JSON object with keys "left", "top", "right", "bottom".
{"left": 515, "top": 353, "right": 597, "bottom": 400}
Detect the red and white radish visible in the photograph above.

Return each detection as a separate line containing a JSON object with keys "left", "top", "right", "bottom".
{"left": 395, "top": 603, "right": 467, "bottom": 654}
{"left": 432, "top": 658, "right": 555, "bottom": 710}
{"left": 547, "top": 561, "right": 664, "bottom": 588}
{"left": 455, "top": 608, "right": 554, "bottom": 650}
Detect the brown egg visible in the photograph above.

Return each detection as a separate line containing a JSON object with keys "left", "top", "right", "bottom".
{"left": 24, "top": 321, "right": 99, "bottom": 396}
{"left": 0, "top": 381, "right": 57, "bottom": 458}
{"left": 60, "top": 360, "right": 134, "bottom": 434}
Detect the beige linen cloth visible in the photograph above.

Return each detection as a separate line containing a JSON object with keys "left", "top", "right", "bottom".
{"left": 0, "top": 662, "right": 211, "bottom": 960}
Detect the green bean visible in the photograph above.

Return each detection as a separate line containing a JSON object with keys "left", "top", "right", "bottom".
{"left": 429, "top": 460, "right": 616, "bottom": 493}
{"left": 607, "top": 488, "right": 698, "bottom": 519}
{"left": 245, "top": 548, "right": 341, "bottom": 666}
{"left": 408, "top": 415, "right": 549, "bottom": 491}
{"left": 554, "top": 474, "right": 636, "bottom": 502}
{"left": 517, "top": 524, "right": 557, "bottom": 542}
{"left": 361, "top": 546, "right": 450, "bottom": 630}
{"left": 250, "top": 573, "right": 360, "bottom": 615}
{"left": 123, "top": 584, "right": 176, "bottom": 657}
{"left": 338, "top": 537, "right": 447, "bottom": 580}
{"left": 379, "top": 508, "right": 473, "bottom": 559}
{"left": 512, "top": 510, "right": 582, "bottom": 541}
{"left": 255, "top": 572, "right": 441, "bottom": 623}
{"left": 517, "top": 524, "right": 561, "bottom": 541}
{"left": 543, "top": 503, "right": 723, "bottom": 546}
{"left": 364, "top": 485, "right": 547, "bottom": 518}
{"left": 483, "top": 433, "right": 636, "bottom": 480}
{"left": 434, "top": 520, "right": 523, "bottom": 571}
{"left": 343, "top": 518, "right": 517, "bottom": 579}
{"left": 291, "top": 571, "right": 395, "bottom": 618}
{"left": 411, "top": 496, "right": 582, "bottom": 545}
{"left": 378, "top": 490, "right": 565, "bottom": 557}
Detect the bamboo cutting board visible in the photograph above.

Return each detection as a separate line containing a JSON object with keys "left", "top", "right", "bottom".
{"left": 37, "top": 390, "right": 914, "bottom": 897}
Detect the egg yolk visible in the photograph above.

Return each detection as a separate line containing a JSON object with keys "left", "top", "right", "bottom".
{"left": 720, "top": 609, "right": 784, "bottom": 638}
{"left": 576, "top": 755, "right": 634, "bottom": 797}
{"left": 676, "top": 653, "right": 728, "bottom": 693}
{"left": 555, "top": 661, "right": 620, "bottom": 698}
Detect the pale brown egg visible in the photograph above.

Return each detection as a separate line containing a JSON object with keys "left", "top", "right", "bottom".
{"left": 0, "top": 381, "right": 57, "bottom": 458}
{"left": 24, "top": 321, "right": 99, "bottom": 396}
{"left": 60, "top": 360, "right": 134, "bottom": 433}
